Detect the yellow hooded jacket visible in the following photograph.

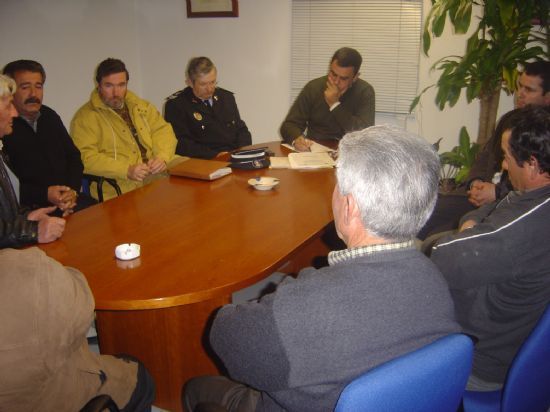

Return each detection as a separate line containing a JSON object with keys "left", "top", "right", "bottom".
{"left": 70, "top": 89, "right": 177, "bottom": 200}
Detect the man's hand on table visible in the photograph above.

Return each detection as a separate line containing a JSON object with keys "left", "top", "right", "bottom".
{"left": 27, "top": 205, "right": 66, "bottom": 243}
{"left": 48, "top": 185, "right": 77, "bottom": 216}
{"left": 128, "top": 163, "right": 151, "bottom": 181}
{"left": 292, "top": 136, "right": 313, "bottom": 152}
{"left": 147, "top": 157, "right": 167, "bottom": 174}
{"left": 215, "top": 151, "right": 229, "bottom": 159}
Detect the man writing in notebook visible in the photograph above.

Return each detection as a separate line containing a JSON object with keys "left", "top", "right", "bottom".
{"left": 280, "top": 47, "right": 375, "bottom": 152}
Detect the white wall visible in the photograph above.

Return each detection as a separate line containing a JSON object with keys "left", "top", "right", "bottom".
{"left": 0, "top": 0, "right": 143, "bottom": 125}
{"left": 0, "top": 0, "right": 291, "bottom": 143}
{"left": 134, "top": 0, "right": 291, "bottom": 143}
{"left": 0, "top": 0, "right": 512, "bottom": 151}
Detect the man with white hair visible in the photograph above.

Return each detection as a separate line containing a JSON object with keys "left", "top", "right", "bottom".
{"left": 183, "top": 125, "right": 461, "bottom": 412}
{"left": 164, "top": 56, "right": 251, "bottom": 159}
{"left": 0, "top": 73, "right": 65, "bottom": 247}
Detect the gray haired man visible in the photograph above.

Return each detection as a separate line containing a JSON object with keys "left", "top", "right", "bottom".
{"left": 164, "top": 56, "right": 251, "bottom": 159}
{"left": 183, "top": 125, "right": 460, "bottom": 412}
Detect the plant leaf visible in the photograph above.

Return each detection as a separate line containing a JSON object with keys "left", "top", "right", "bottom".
{"left": 496, "top": 0, "right": 515, "bottom": 26}
{"left": 458, "top": 126, "right": 470, "bottom": 155}
{"left": 433, "top": 9, "right": 448, "bottom": 37}
{"left": 454, "top": 0, "right": 473, "bottom": 34}
{"left": 423, "top": 29, "right": 432, "bottom": 55}
{"left": 409, "top": 85, "right": 434, "bottom": 113}
{"left": 455, "top": 167, "right": 469, "bottom": 183}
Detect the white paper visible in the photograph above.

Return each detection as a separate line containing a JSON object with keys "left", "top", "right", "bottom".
{"left": 269, "top": 157, "right": 291, "bottom": 169}
{"left": 309, "top": 142, "right": 335, "bottom": 153}
{"left": 209, "top": 167, "right": 232, "bottom": 179}
{"left": 288, "top": 152, "right": 336, "bottom": 169}
{"left": 281, "top": 142, "right": 336, "bottom": 153}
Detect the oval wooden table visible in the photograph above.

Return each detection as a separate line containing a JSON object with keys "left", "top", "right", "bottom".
{"left": 39, "top": 142, "right": 336, "bottom": 411}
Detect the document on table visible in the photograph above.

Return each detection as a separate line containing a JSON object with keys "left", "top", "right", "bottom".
{"left": 288, "top": 152, "right": 335, "bottom": 169}
{"left": 271, "top": 143, "right": 337, "bottom": 169}
{"left": 269, "top": 157, "right": 291, "bottom": 169}
{"left": 281, "top": 142, "right": 336, "bottom": 153}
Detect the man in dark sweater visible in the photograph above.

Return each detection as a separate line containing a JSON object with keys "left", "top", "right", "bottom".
{"left": 0, "top": 73, "right": 65, "bottom": 248}
{"left": 431, "top": 106, "right": 550, "bottom": 391}
{"left": 2, "top": 60, "right": 95, "bottom": 215}
{"left": 418, "top": 61, "right": 550, "bottom": 239}
{"left": 183, "top": 125, "right": 460, "bottom": 412}
{"left": 280, "top": 47, "right": 375, "bottom": 151}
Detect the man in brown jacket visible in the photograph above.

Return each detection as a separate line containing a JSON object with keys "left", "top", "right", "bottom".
{"left": 0, "top": 247, "right": 155, "bottom": 411}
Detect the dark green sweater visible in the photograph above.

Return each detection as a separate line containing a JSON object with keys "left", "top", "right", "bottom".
{"left": 280, "top": 76, "right": 375, "bottom": 143}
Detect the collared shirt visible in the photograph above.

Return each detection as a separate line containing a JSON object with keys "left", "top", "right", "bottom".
{"left": 0, "top": 151, "right": 20, "bottom": 203}
{"left": 329, "top": 101, "right": 341, "bottom": 111}
{"left": 113, "top": 104, "right": 149, "bottom": 163}
{"left": 328, "top": 239, "right": 415, "bottom": 266}
{"left": 21, "top": 112, "right": 41, "bottom": 133}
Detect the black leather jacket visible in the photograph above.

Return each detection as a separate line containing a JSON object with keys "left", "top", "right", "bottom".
{"left": 0, "top": 153, "right": 38, "bottom": 248}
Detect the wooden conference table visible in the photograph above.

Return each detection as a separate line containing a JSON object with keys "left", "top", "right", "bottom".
{"left": 39, "top": 142, "right": 336, "bottom": 411}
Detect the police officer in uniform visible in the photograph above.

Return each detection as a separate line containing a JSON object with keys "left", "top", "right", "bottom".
{"left": 164, "top": 57, "right": 251, "bottom": 159}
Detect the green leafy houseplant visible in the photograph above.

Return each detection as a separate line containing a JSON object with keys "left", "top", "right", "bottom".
{"left": 411, "top": 0, "right": 549, "bottom": 146}
{"left": 439, "top": 126, "right": 480, "bottom": 191}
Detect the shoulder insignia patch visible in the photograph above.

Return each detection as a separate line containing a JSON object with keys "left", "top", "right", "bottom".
{"left": 166, "top": 90, "right": 182, "bottom": 100}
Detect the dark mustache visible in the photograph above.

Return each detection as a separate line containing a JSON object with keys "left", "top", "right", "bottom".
{"left": 24, "top": 97, "right": 41, "bottom": 104}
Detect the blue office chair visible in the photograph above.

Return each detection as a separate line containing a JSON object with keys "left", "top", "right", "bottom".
{"left": 334, "top": 334, "right": 473, "bottom": 412}
{"left": 462, "top": 304, "right": 550, "bottom": 412}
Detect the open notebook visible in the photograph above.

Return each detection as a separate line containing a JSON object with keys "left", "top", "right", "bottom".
{"left": 281, "top": 141, "right": 335, "bottom": 153}
{"left": 270, "top": 152, "right": 336, "bottom": 169}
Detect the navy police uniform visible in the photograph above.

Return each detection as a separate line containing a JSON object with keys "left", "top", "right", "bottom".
{"left": 164, "top": 87, "right": 251, "bottom": 159}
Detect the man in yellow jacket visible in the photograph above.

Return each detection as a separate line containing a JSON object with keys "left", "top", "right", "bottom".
{"left": 71, "top": 58, "right": 177, "bottom": 200}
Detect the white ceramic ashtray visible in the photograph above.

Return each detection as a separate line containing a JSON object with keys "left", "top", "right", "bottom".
{"left": 115, "top": 243, "right": 141, "bottom": 261}
{"left": 248, "top": 177, "right": 280, "bottom": 191}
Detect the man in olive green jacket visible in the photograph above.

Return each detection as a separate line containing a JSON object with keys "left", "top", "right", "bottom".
{"left": 71, "top": 58, "right": 177, "bottom": 201}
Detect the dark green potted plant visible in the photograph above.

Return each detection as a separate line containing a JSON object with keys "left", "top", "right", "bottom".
{"left": 439, "top": 127, "right": 480, "bottom": 192}
{"left": 411, "top": 0, "right": 549, "bottom": 146}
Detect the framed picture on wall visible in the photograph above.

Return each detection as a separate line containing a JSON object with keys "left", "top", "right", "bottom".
{"left": 186, "top": 0, "right": 239, "bottom": 18}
